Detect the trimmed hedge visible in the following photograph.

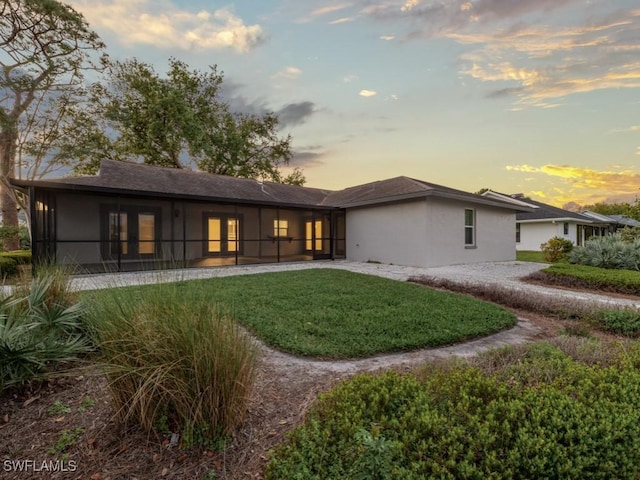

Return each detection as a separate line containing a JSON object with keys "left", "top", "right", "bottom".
{"left": 1, "top": 250, "right": 31, "bottom": 265}
{"left": 538, "top": 263, "right": 640, "bottom": 295}
{"left": 267, "top": 344, "right": 640, "bottom": 480}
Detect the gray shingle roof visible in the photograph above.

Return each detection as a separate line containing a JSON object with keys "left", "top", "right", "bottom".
{"left": 12, "top": 160, "right": 530, "bottom": 212}
{"left": 513, "top": 197, "right": 593, "bottom": 222}
{"left": 25, "top": 159, "right": 333, "bottom": 208}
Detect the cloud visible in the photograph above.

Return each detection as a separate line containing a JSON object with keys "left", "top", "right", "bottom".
{"left": 291, "top": 147, "right": 327, "bottom": 167}
{"left": 66, "top": 0, "right": 265, "bottom": 53}
{"left": 220, "top": 82, "right": 317, "bottom": 128}
{"left": 277, "top": 102, "right": 316, "bottom": 127}
{"left": 507, "top": 164, "right": 640, "bottom": 205}
{"left": 380, "top": 35, "right": 396, "bottom": 40}
{"left": 354, "top": 0, "right": 640, "bottom": 107}
{"left": 359, "top": 89, "right": 377, "bottom": 97}
{"left": 271, "top": 66, "right": 303, "bottom": 85}
{"left": 343, "top": 74, "right": 358, "bottom": 83}
{"left": 608, "top": 125, "right": 640, "bottom": 134}
{"left": 297, "top": 3, "right": 355, "bottom": 23}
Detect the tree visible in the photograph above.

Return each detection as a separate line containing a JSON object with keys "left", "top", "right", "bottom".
{"left": 60, "top": 58, "right": 305, "bottom": 184}
{"left": 0, "top": 0, "right": 105, "bottom": 249}
{"left": 572, "top": 200, "right": 640, "bottom": 222}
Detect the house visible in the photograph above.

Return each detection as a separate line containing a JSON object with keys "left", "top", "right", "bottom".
{"left": 482, "top": 191, "right": 608, "bottom": 251}
{"left": 11, "top": 160, "right": 531, "bottom": 273}
{"left": 581, "top": 210, "right": 640, "bottom": 231}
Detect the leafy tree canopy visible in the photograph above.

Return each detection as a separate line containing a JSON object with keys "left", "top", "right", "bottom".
{"left": 1, "top": 0, "right": 105, "bottom": 249}
{"left": 57, "top": 58, "right": 305, "bottom": 185}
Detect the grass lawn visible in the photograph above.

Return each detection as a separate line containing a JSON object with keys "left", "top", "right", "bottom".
{"left": 85, "top": 269, "right": 516, "bottom": 359}
{"left": 516, "top": 250, "right": 548, "bottom": 263}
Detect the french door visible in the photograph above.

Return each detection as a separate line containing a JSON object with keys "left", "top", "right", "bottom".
{"left": 102, "top": 205, "right": 161, "bottom": 259}
{"left": 204, "top": 214, "right": 242, "bottom": 256}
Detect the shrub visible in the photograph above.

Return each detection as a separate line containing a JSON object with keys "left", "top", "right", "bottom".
{"left": 86, "top": 282, "right": 257, "bottom": 447}
{"left": 267, "top": 346, "right": 640, "bottom": 479}
{"left": 619, "top": 226, "right": 640, "bottom": 243}
{"left": 540, "top": 236, "right": 574, "bottom": 263}
{"left": 598, "top": 309, "right": 640, "bottom": 337}
{"left": 1, "top": 250, "right": 32, "bottom": 265}
{"left": 0, "top": 256, "right": 17, "bottom": 276}
{"left": 0, "top": 275, "right": 91, "bottom": 393}
{"left": 569, "top": 234, "right": 640, "bottom": 271}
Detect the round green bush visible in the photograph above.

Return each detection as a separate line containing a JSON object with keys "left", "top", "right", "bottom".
{"left": 0, "top": 256, "right": 18, "bottom": 276}
{"left": 267, "top": 349, "right": 640, "bottom": 480}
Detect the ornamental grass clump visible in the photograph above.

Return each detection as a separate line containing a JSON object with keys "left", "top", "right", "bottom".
{"left": 86, "top": 283, "right": 257, "bottom": 447}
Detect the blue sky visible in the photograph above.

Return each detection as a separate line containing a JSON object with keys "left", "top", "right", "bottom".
{"left": 65, "top": 0, "right": 640, "bottom": 207}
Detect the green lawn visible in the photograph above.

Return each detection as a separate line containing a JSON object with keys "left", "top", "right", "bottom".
{"left": 516, "top": 250, "right": 548, "bottom": 263}
{"left": 85, "top": 269, "right": 516, "bottom": 359}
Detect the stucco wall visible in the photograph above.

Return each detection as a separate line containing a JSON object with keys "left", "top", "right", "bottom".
{"left": 345, "top": 200, "right": 429, "bottom": 267}
{"left": 516, "top": 221, "right": 577, "bottom": 251}
{"left": 345, "top": 197, "right": 517, "bottom": 268}
{"left": 424, "top": 197, "right": 516, "bottom": 267}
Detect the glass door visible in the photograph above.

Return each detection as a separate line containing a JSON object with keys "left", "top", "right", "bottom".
{"left": 205, "top": 214, "right": 241, "bottom": 256}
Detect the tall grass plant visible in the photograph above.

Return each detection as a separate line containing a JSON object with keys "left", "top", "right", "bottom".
{"left": 86, "top": 282, "right": 257, "bottom": 446}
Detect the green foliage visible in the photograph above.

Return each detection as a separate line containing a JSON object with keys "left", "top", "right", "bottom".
{"left": 0, "top": 274, "right": 91, "bottom": 393}
{"left": 619, "top": 226, "right": 640, "bottom": 243}
{"left": 47, "top": 427, "right": 84, "bottom": 454}
{"left": 267, "top": 345, "right": 640, "bottom": 479}
{"left": 77, "top": 397, "right": 96, "bottom": 413}
{"left": 0, "top": 256, "right": 18, "bottom": 276}
{"left": 537, "top": 263, "right": 640, "bottom": 295}
{"left": 1, "top": 249, "right": 32, "bottom": 264}
{"left": 47, "top": 400, "right": 71, "bottom": 416}
{"left": 516, "top": 250, "right": 547, "bottom": 263}
{"left": 86, "top": 281, "right": 257, "bottom": 446}
{"left": 58, "top": 57, "right": 304, "bottom": 185}
{"left": 580, "top": 200, "right": 640, "bottom": 222}
{"left": 540, "top": 236, "right": 574, "bottom": 263}
{"left": 598, "top": 309, "right": 640, "bottom": 337}
{"left": 0, "top": 227, "right": 30, "bottom": 251}
{"left": 569, "top": 233, "right": 640, "bottom": 270}
{"left": 89, "top": 269, "right": 515, "bottom": 359}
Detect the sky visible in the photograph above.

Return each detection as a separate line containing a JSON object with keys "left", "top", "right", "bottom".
{"left": 64, "top": 0, "right": 640, "bottom": 208}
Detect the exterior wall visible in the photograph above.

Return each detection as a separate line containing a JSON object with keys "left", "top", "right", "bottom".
{"left": 516, "top": 221, "right": 577, "bottom": 251}
{"left": 345, "top": 200, "right": 429, "bottom": 267}
{"left": 345, "top": 197, "right": 517, "bottom": 268}
{"left": 424, "top": 197, "right": 516, "bottom": 267}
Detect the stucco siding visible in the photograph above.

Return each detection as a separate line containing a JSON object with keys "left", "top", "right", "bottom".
{"left": 516, "top": 221, "right": 576, "bottom": 251}
{"left": 345, "top": 197, "right": 516, "bottom": 268}
{"left": 345, "top": 200, "right": 428, "bottom": 267}
{"left": 424, "top": 197, "right": 516, "bottom": 267}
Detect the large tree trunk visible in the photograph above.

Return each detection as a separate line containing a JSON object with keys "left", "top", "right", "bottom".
{"left": 0, "top": 131, "right": 20, "bottom": 251}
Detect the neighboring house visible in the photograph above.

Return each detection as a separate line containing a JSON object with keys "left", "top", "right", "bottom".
{"left": 482, "top": 191, "right": 609, "bottom": 251}
{"left": 11, "top": 160, "right": 531, "bottom": 273}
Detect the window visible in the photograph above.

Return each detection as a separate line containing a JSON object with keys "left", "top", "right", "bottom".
{"left": 273, "top": 219, "right": 289, "bottom": 237}
{"left": 464, "top": 209, "right": 475, "bottom": 246}
{"left": 516, "top": 222, "right": 521, "bottom": 243}
{"left": 563, "top": 222, "right": 569, "bottom": 235}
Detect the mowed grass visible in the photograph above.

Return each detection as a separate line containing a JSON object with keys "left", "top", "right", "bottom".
{"left": 516, "top": 250, "right": 548, "bottom": 263}
{"left": 86, "top": 269, "right": 515, "bottom": 359}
